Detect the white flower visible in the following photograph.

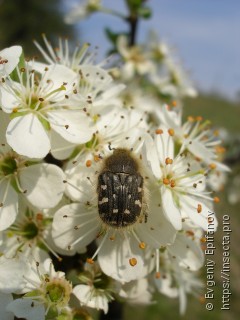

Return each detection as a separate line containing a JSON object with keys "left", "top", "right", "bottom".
{"left": 0, "top": 64, "right": 93, "bottom": 158}
{"left": 144, "top": 128, "right": 218, "bottom": 231}
{"left": 65, "top": 0, "right": 102, "bottom": 23}
{"left": 117, "top": 278, "right": 153, "bottom": 305}
{"left": 117, "top": 36, "right": 155, "bottom": 80}
{"left": 7, "top": 258, "right": 72, "bottom": 319}
{"left": 73, "top": 262, "right": 113, "bottom": 314}
{"left": 0, "top": 139, "right": 65, "bottom": 230}
{"left": 0, "top": 46, "right": 22, "bottom": 78}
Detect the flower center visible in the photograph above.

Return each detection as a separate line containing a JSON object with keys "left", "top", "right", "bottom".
{"left": 22, "top": 221, "right": 39, "bottom": 239}
{"left": 0, "top": 156, "right": 18, "bottom": 176}
{"left": 46, "top": 283, "right": 66, "bottom": 303}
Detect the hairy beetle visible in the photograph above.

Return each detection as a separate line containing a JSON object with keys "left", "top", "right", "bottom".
{"left": 97, "top": 148, "right": 146, "bottom": 228}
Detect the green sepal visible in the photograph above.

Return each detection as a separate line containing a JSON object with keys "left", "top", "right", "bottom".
{"left": 9, "top": 51, "right": 26, "bottom": 83}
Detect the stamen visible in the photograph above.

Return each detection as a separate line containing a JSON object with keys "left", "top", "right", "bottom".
{"left": 168, "top": 128, "right": 175, "bottom": 136}
{"left": 155, "top": 129, "right": 163, "bottom": 135}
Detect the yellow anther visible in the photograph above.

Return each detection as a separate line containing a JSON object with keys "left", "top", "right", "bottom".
{"left": 187, "top": 116, "right": 195, "bottom": 122}
{"left": 94, "top": 155, "right": 100, "bottom": 162}
{"left": 168, "top": 128, "right": 175, "bottom": 136}
{"left": 165, "top": 157, "right": 173, "bottom": 165}
{"left": 197, "top": 204, "right": 202, "bottom": 213}
{"left": 109, "top": 236, "right": 115, "bottom": 241}
{"left": 186, "top": 230, "right": 194, "bottom": 237}
{"left": 129, "top": 258, "right": 137, "bottom": 267}
{"left": 155, "top": 272, "right": 161, "bottom": 279}
{"left": 195, "top": 116, "right": 203, "bottom": 121}
{"left": 86, "top": 160, "right": 92, "bottom": 167}
{"left": 86, "top": 258, "right": 94, "bottom": 264}
{"left": 214, "top": 197, "right": 220, "bottom": 203}
{"left": 209, "top": 163, "right": 217, "bottom": 170}
{"left": 12, "top": 108, "right": 18, "bottom": 113}
{"left": 171, "top": 100, "right": 177, "bottom": 107}
{"left": 139, "top": 242, "right": 146, "bottom": 249}
{"left": 200, "top": 237, "right": 206, "bottom": 243}
{"left": 163, "top": 178, "right": 170, "bottom": 185}
{"left": 170, "top": 180, "right": 176, "bottom": 188}
{"left": 155, "top": 128, "right": 163, "bottom": 134}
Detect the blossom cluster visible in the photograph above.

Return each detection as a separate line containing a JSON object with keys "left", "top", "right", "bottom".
{"left": 0, "top": 36, "right": 229, "bottom": 320}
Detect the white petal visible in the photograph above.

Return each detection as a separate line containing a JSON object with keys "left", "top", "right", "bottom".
{"left": 0, "top": 46, "right": 22, "bottom": 76}
{"left": 73, "top": 285, "right": 109, "bottom": 314}
{"left": 48, "top": 110, "right": 94, "bottom": 143}
{"left": 98, "top": 233, "right": 154, "bottom": 283}
{"left": 0, "top": 293, "right": 14, "bottom": 320}
{"left": 50, "top": 130, "right": 75, "bottom": 160}
{"left": 161, "top": 187, "right": 182, "bottom": 230}
{"left": 52, "top": 203, "right": 99, "bottom": 253}
{"left": 0, "top": 256, "right": 27, "bottom": 293}
{"left": 168, "top": 233, "right": 204, "bottom": 271}
{"left": 0, "top": 82, "right": 21, "bottom": 113}
{"left": 136, "top": 193, "right": 176, "bottom": 248}
{"left": 0, "top": 179, "right": 18, "bottom": 231}
{"left": 187, "top": 140, "right": 215, "bottom": 161}
{"left": 7, "top": 299, "right": 45, "bottom": 320}
{"left": 19, "top": 163, "right": 65, "bottom": 208}
{"left": 154, "top": 273, "right": 178, "bottom": 298}
{"left": 180, "top": 196, "right": 218, "bottom": 231}
{"left": 6, "top": 114, "right": 50, "bottom": 158}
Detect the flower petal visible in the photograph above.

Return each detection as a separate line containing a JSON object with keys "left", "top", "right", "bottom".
{"left": 161, "top": 187, "right": 182, "bottom": 230}
{"left": 48, "top": 110, "right": 94, "bottom": 144}
{"left": 0, "top": 256, "right": 27, "bottom": 293}
{"left": 73, "top": 285, "right": 109, "bottom": 314}
{"left": 6, "top": 114, "right": 50, "bottom": 158}
{"left": 0, "top": 180, "right": 18, "bottom": 231}
{"left": 19, "top": 163, "right": 65, "bottom": 208}
{"left": 0, "top": 46, "right": 22, "bottom": 76}
{"left": 98, "top": 233, "right": 154, "bottom": 283}
{"left": 0, "top": 293, "right": 14, "bottom": 320}
{"left": 7, "top": 299, "right": 45, "bottom": 320}
{"left": 52, "top": 203, "right": 99, "bottom": 253}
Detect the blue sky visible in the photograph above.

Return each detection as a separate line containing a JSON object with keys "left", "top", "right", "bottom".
{"left": 66, "top": 0, "right": 240, "bottom": 99}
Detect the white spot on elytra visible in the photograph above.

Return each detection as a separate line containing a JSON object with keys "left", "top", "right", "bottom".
{"left": 99, "top": 197, "right": 109, "bottom": 204}
{"left": 135, "top": 200, "right": 142, "bottom": 207}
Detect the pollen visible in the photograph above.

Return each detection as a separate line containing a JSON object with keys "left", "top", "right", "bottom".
{"left": 168, "top": 128, "right": 175, "bottom": 136}
{"left": 163, "top": 178, "right": 170, "bottom": 185}
{"left": 165, "top": 157, "right": 173, "bottom": 165}
{"left": 129, "top": 257, "right": 137, "bottom": 267}
{"left": 86, "top": 258, "right": 94, "bottom": 264}
{"left": 214, "top": 197, "right": 220, "bottom": 203}
{"left": 195, "top": 116, "right": 203, "bottom": 121}
{"left": 155, "top": 128, "right": 163, "bottom": 135}
{"left": 155, "top": 272, "right": 161, "bottom": 279}
{"left": 171, "top": 100, "right": 177, "bottom": 107}
{"left": 139, "top": 242, "right": 146, "bottom": 249}
{"left": 12, "top": 108, "right": 18, "bottom": 113}
{"left": 197, "top": 204, "right": 202, "bottom": 213}
{"left": 86, "top": 160, "right": 92, "bottom": 167}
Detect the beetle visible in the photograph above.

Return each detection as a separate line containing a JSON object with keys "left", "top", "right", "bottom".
{"left": 97, "top": 148, "right": 147, "bottom": 228}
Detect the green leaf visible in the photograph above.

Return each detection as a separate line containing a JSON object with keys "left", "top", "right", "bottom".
{"left": 137, "top": 6, "right": 152, "bottom": 19}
